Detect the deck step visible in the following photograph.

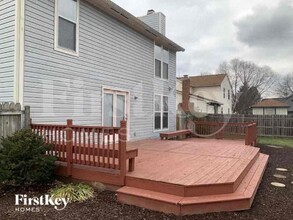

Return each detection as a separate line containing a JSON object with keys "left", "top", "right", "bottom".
{"left": 125, "top": 147, "right": 260, "bottom": 197}
{"left": 117, "top": 153, "right": 269, "bottom": 216}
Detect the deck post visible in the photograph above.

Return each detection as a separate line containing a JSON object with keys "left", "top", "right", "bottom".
{"left": 119, "top": 120, "right": 127, "bottom": 185}
{"left": 66, "top": 119, "right": 73, "bottom": 176}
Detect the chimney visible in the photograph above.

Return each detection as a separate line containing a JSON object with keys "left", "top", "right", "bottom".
{"left": 182, "top": 76, "right": 190, "bottom": 113}
{"left": 138, "top": 10, "right": 166, "bottom": 35}
{"left": 147, "top": 9, "right": 155, "bottom": 15}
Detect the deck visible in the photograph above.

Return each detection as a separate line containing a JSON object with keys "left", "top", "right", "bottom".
{"left": 118, "top": 138, "right": 269, "bottom": 215}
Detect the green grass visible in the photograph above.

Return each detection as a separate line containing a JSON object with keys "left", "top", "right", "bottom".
{"left": 258, "top": 136, "right": 293, "bottom": 148}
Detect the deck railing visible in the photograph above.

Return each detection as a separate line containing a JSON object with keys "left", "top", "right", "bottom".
{"left": 192, "top": 121, "right": 257, "bottom": 146}
{"left": 31, "top": 119, "right": 127, "bottom": 179}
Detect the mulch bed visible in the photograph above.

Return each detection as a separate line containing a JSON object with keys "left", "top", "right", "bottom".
{"left": 0, "top": 144, "right": 292, "bottom": 220}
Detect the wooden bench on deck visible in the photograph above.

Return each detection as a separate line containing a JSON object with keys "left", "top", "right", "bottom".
{"left": 160, "top": 129, "right": 192, "bottom": 140}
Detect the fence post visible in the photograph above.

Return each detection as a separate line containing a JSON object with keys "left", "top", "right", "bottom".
{"left": 23, "top": 106, "right": 31, "bottom": 128}
{"left": 66, "top": 119, "right": 73, "bottom": 176}
{"left": 119, "top": 120, "right": 127, "bottom": 184}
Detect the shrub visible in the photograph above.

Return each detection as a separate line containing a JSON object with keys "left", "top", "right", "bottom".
{"left": 50, "top": 183, "right": 94, "bottom": 203}
{"left": 0, "top": 129, "right": 56, "bottom": 186}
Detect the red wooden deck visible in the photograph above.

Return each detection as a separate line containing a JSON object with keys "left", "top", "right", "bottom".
{"left": 117, "top": 138, "right": 269, "bottom": 215}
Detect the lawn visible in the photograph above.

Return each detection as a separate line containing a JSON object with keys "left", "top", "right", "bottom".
{"left": 258, "top": 136, "right": 293, "bottom": 148}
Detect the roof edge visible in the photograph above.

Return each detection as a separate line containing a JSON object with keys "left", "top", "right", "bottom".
{"left": 85, "top": 0, "right": 185, "bottom": 52}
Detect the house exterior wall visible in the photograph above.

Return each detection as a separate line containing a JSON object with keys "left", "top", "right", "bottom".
{"left": 176, "top": 79, "right": 215, "bottom": 114}
{"left": 252, "top": 108, "right": 263, "bottom": 115}
{"left": 220, "top": 76, "right": 233, "bottom": 114}
{"left": 252, "top": 107, "right": 288, "bottom": 115}
{"left": 276, "top": 108, "right": 288, "bottom": 115}
{"left": 23, "top": 0, "right": 176, "bottom": 140}
{"left": 0, "top": 0, "right": 15, "bottom": 102}
{"left": 176, "top": 75, "right": 232, "bottom": 114}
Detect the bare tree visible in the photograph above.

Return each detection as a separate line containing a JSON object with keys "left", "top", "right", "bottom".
{"left": 217, "top": 58, "right": 277, "bottom": 111}
{"left": 275, "top": 73, "right": 293, "bottom": 98}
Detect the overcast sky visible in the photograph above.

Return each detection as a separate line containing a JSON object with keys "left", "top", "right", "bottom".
{"left": 113, "top": 0, "right": 293, "bottom": 76}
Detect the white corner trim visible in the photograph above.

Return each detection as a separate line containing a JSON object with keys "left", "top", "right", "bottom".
{"left": 14, "top": 0, "right": 25, "bottom": 107}
{"left": 54, "top": 0, "right": 80, "bottom": 57}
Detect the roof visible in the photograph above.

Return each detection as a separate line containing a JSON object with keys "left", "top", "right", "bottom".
{"left": 252, "top": 99, "right": 290, "bottom": 108}
{"left": 85, "top": 0, "right": 184, "bottom": 52}
{"left": 176, "top": 90, "right": 223, "bottom": 105}
{"left": 178, "top": 74, "right": 227, "bottom": 88}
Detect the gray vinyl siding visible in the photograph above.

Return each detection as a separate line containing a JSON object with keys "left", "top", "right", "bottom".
{"left": 23, "top": 0, "right": 176, "bottom": 140}
{"left": 0, "top": 0, "right": 15, "bottom": 102}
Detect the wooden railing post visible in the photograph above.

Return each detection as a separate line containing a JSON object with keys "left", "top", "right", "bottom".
{"left": 245, "top": 125, "right": 249, "bottom": 145}
{"left": 119, "top": 120, "right": 127, "bottom": 184}
{"left": 66, "top": 119, "right": 73, "bottom": 176}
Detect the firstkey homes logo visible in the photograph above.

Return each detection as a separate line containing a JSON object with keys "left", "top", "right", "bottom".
{"left": 15, "top": 194, "right": 69, "bottom": 212}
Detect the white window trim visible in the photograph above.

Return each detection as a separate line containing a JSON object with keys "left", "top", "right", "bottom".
{"left": 154, "top": 43, "right": 169, "bottom": 81}
{"left": 54, "top": 0, "right": 80, "bottom": 56}
{"left": 154, "top": 94, "right": 169, "bottom": 132}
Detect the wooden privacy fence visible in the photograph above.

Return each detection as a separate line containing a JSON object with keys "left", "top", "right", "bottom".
{"left": 204, "top": 114, "right": 293, "bottom": 137}
{"left": 190, "top": 121, "right": 257, "bottom": 146}
{"left": 31, "top": 119, "right": 128, "bottom": 186}
{"left": 0, "top": 102, "right": 30, "bottom": 141}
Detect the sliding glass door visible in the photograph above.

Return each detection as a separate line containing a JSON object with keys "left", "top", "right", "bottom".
{"left": 103, "top": 90, "right": 127, "bottom": 127}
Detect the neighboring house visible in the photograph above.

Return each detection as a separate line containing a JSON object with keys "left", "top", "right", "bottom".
{"left": 277, "top": 95, "right": 293, "bottom": 115}
{"left": 177, "top": 74, "right": 232, "bottom": 114}
{"left": 251, "top": 99, "right": 289, "bottom": 115}
{"left": 0, "top": 0, "right": 184, "bottom": 140}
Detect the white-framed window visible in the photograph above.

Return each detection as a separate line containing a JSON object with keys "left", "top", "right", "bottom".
{"left": 154, "top": 95, "right": 169, "bottom": 130}
{"left": 54, "top": 0, "right": 79, "bottom": 55}
{"left": 223, "top": 88, "right": 225, "bottom": 99}
{"left": 155, "top": 44, "right": 169, "bottom": 80}
{"left": 228, "top": 89, "right": 230, "bottom": 100}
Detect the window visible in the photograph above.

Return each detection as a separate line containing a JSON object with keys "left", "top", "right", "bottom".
{"left": 154, "top": 95, "right": 168, "bottom": 130}
{"left": 55, "top": 0, "right": 79, "bottom": 55}
{"left": 154, "top": 45, "right": 169, "bottom": 80}
{"left": 223, "top": 88, "right": 225, "bottom": 99}
{"left": 221, "top": 107, "right": 223, "bottom": 114}
{"left": 228, "top": 90, "right": 230, "bottom": 100}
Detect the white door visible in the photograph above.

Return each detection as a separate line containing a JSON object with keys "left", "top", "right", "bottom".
{"left": 103, "top": 89, "right": 128, "bottom": 128}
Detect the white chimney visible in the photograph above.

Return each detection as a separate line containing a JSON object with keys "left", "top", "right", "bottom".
{"left": 138, "top": 10, "right": 166, "bottom": 36}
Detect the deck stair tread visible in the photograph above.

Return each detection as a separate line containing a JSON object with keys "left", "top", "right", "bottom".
{"left": 117, "top": 153, "right": 269, "bottom": 215}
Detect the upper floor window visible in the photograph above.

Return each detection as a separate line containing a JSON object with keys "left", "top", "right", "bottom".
{"left": 155, "top": 45, "right": 169, "bottom": 80}
{"left": 228, "top": 89, "right": 230, "bottom": 100}
{"left": 223, "top": 88, "right": 225, "bottom": 99}
{"left": 55, "top": 0, "right": 79, "bottom": 55}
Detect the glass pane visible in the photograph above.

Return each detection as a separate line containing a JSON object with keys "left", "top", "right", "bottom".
{"left": 163, "top": 49, "right": 169, "bottom": 63}
{"left": 103, "top": 94, "right": 113, "bottom": 126}
{"left": 163, "top": 113, "right": 168, "bottom": 129}
{"left": 155, "top": 112, "right": 161, "bottom": 130}
{"left": 58, "top": 17, "right": 76, "bottom": 51}
{"left": 116, "top": 95, "right": 125, "bottom": 126}
{"left": 163, "top": 96, "right": 168, "bottom": 111}
{"left": 154, "top": 45, "right": 161, "bottom": 59}
{"left": 155, "top": 59, "right": 161, "bottom": 78}
{"left": 163, "top": 63, "right": 168, "bottom": 79}
{"left": 58, "top": 0, "right": 77, "bottom": 23}
{"left": 155, "top": 95, "right": 161, "bottom": 111}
